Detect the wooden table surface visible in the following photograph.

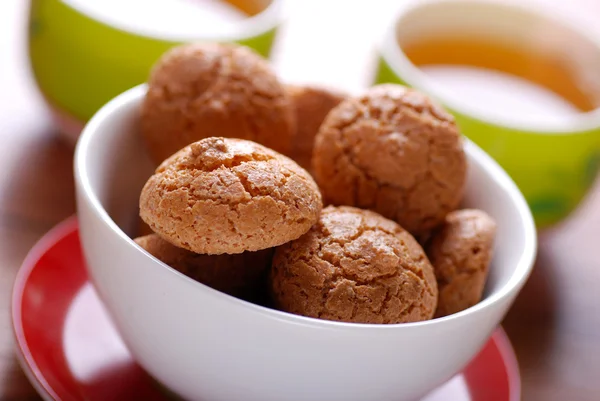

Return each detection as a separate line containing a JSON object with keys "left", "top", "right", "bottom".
{"left": 1, "top": 0, "right": 599, "bottom": 400}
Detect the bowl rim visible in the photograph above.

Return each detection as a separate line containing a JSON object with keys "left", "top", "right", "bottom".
{"left": 74, "top": 84, "right": 537, "bottom": 332}
{"left": 61, "top": 0, "right": 285, "bottom": 43}
{"left": 380, "top": 0, "right": 600, "bottom": 134}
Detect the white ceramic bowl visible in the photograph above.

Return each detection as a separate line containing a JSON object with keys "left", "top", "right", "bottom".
{"left": 74, "top": 85, "right": 536, "bottom": 401}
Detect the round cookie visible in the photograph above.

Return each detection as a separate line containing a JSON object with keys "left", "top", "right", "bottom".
{"left": 312, "top": 84, "right": 467, "bottom": 236}
{"left": 135, "top": 234, "right": 272, "bottom": 301}
{"left": 425, "top": 209, "right": 497, "bottom": 317}
{"left": 270, "top": 205, "right": 438, "bottom": 324}
{"left": 139, "top": 137, "right": 322, "bottom": 255}
{"left": 286, "top": 84, "right": 346, "bottom": 171}
{"left": 141, "top": 42, "right": 295, "bottom": 164}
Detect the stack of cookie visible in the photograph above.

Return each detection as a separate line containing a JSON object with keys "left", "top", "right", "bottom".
{"left": 135, "top": 42, "right": 496, "bottom": 324}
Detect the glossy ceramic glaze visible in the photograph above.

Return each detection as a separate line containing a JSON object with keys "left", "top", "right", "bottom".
{"left": 11, "top": 218, "right": 520, "bottom": 401}
{"left": 375, "top": 0, "right": 600, "bottom": 227}
{"left": 73, "top": 85, "right": 536, "bottom": 401}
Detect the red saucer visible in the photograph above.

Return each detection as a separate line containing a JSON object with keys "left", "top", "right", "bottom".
{"left": 12, "top": 217, "right": 521, "bottom": 401}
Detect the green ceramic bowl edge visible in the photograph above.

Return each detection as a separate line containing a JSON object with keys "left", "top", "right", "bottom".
{"left": 28, "top": 0, "right": 278, "bottom": 122}
{"left": 375, "top": 57, "right": 600, "bottom": 227}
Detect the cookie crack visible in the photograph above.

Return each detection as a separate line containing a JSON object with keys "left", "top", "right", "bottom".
{"left": 317, "top": 231, "right": 410, "bottom": 287}
{"left": 233, "top": 170, "right": 268, "bottom": 198}
{"left": 161, "top": 52, "right": 226, "bottom": 137}
{"left": 386, "top": 286, "right": 427, "bottom": 323}
{"left": 336, "top": 270, "right": 399, "bottom": 287}
{"left": 379, "top": 285, "right": 396, "bottom": 315}
{"left": 406, "top": 268, "right": 436, "bottom": 298}
{"left": 337, "top": 124, "right": 427, "bottom": 192}
{"left": 158, "top": 150, "right": 276, "bottom": 175}
{"left": 191, "top": 152, "right": 276, "bottom": 173}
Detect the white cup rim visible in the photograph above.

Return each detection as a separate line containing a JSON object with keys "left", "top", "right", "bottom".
{"left": 381, "top": 0, "right": 600, "bottom": 133}
{"left": 62, "top": 0, "right": 285, "bottom": 43}
{"left": 74, "top": 85, "right": 537, "bottom": 332}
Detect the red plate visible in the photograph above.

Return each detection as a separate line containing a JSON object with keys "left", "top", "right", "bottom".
{"left": 12, "top": 217, "right": 521, "bottom": 401}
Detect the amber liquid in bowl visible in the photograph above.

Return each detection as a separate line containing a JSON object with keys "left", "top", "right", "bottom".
{"left": 403, "top": 38, "right": 598, "bottom": 123}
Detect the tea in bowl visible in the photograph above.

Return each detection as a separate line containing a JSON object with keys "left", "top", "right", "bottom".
{"left": 375, "top": 0, "right": 600, "bottom": 227}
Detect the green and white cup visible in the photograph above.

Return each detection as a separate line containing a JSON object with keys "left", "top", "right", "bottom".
{"left": 374, "top": 0, "right": 600, "bottom": 228}
{"left": 28, "top": 0, "right": 283, "bottom": 142}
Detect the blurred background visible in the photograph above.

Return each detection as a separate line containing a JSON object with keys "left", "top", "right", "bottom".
{"left": 1, "top": 0, "right": 600, "bottom": 400}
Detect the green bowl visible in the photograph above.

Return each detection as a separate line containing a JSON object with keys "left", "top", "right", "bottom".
{"left": 28, "top": 0, "right": 283, "bottom": 142}
{"left": 374, "top": 0, "right": 600, "bottom": 228}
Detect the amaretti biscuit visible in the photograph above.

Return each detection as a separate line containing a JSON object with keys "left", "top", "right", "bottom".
{"left": 270, "top": 206, "right": 438, "bottom": 324}
{"left": 312, "top": 84, "right": 467, "bottom": 236}
{"left": 141, "top": 42, "right": 295, "bottom": 163}
{"left": 139, "top": 137, "right": 322, "bottom": 255}
{"left": 426, "top": 209, "right": 497, "bottom": 317}
{"left": 135, "top": 234, "right": 272, "bottom": 300}
{"left": 286, "top": 84, "right": 346, "bottom": 171}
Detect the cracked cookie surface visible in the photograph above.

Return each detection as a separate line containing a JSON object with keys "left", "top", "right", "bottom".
{"left": 141, "top": 42, "right": 295, "bottom": 164}
{"left": 286, "top": 84, "right": 346, "bottom": 172}
{"left": 270, "top": 205, "right": 438, "bottom": 324}
{"left": 426, "top": 209, "right": 496, "bottom": 317}
{"left": 139, "top": 137, "right": 322, "bottom": 255}
{"left": 135, "top": 234, "right": 273, "bottom": 301}
{"left": 312, "top": 84, "right": 467, "bottom": 236}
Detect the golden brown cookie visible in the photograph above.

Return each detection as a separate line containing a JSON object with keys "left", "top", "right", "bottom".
{"left": 270, "top": 205, "right": 438, "bottom": 324}
{"left": 135, "top": 234, "right": 272, "bottom": 301}
{"left": 141, "top": 42, "right": 295, "bottom": 164}
{"left": 312, "top": 84, "right": 467, "bottom": 236}
{"left": 286, "top": 84, "right": 346, "bottom": 171}
{"left": 426, "top": 209, "right": 497, "bottom": 317}
{"left": 139, "top": 137, "right": 323, "bottom": 255}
